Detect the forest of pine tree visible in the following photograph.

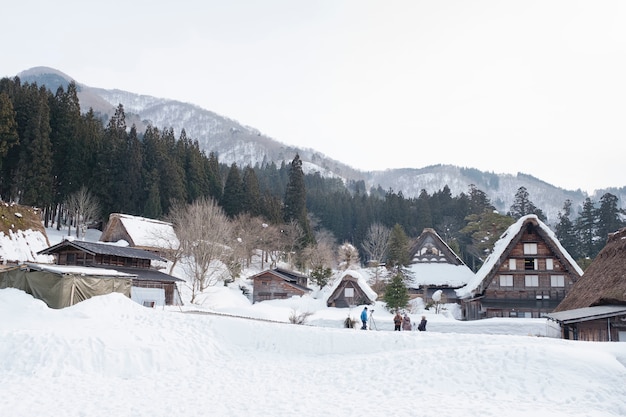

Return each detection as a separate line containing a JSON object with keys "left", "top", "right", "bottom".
{"left": 0, "top": 76, "right": 624, "bottom": 271}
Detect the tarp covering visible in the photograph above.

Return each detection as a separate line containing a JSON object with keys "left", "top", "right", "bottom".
{"left": 0, "top": 267, "right": 131, "bottom": 309}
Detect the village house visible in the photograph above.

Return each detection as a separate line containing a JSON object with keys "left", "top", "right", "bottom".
{"left": 405, "top": 228, "right": 475, "bottom": 305}
{"left": 37, "top": 239, "right": 183, "bottom": 307}
{"left": 326, "top": 270, "right": 377, "bottom": 308}
{"left": 99, "top": 213, "right": 179, "bottom": 257}
{"left": 251, "top": 267, "right": 311, "bottom": 303}
{"left": 546, "top": 227, "right": 626, "bottom": 342}
{"left": 456, "top": 214, "right": 583, "bottom": 320}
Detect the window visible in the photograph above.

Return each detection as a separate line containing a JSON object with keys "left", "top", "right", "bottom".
{"left": 546, "top": 258, "right": 554, "bottom": 270}
{"left": 509, "top": 259, "right": 516, "bottom": 270}
{"left": 344, "top": 288, "right": 354, "bottom": 297}
{"left": 143, "top": 301, "right": 156, "bottom": 308}
{"left": 550, "top": 275, "right": 565, "bottom": 287}
{"left": 524, "top": 243, "right": 538, "bottom": 255}
{"left": 524, "top": 258, "right": 537, "bottom": 270}
{"left": 499, "top": 275, "right": 513, "bottom": 287}
{"left": 525, "top": 275, "right": 539, "bottom": 287}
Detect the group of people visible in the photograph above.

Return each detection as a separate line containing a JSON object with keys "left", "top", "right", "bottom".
{"left": 393, "top": 311, "right": 427, "bottom": 331}
{"left": 360, "top": 306, "right": 426, "bottom": 331}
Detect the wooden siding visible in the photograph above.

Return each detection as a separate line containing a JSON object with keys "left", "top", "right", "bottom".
{"left": 55, "top": 249, "right": 151, "bottom": 268}
{"left": 468, "top": 226, "right": 579, "bottom": 319}
{"left": 560, "top": 316, "right": 626, "bottom": 342}
{"left": 252, "top": 273, "right": 307, "bottom": 304}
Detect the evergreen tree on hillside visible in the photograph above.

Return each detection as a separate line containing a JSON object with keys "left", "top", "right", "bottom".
{"left": 205, "top": 151, "right": 223, "bottom": 201}
{"left": 222, "top": 163, "right": 244, "bottom": 217}
{"left": 555, "top": 199, "right": 580, "bottom": 260}
{"left": 595, "top": 193, "right": 625, "bottom": 251}
{"left": 20, "top": 85, "right": 53, "bottom": 209}
{"left": 242, "top": 166, "right": 262, "bottom": 216}
{"left": 508, "top": 186, "right": 547, "bottom": 221}
{"left": 283, "top": 154, "right": 314, "bottom": 247}
{"left": 386, "top": 223, "right": 410, "bottom": 271}
{"left": 575, "top": 197, "right": 597, "bottom": 259}
{"left": 0, "top": 92, "right": 19, "bottom": 173}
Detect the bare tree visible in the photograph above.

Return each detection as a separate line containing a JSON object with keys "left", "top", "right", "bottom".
{"left": 301, "top": 232, "right": 335, "bottom": 287}
{"left": 338, "top": 241, "right": 360, "bottom": 270}
{"left": 362, "top": 222, "right": 390, "bottom": 266}
{"left": 170, "top": 197, "right": 233, "bottom": 303}
{"left": 64, "top": 186, "right": 100, "bottom": 239}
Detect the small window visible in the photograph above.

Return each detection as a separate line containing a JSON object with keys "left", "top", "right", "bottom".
{"left": 499, "top": 275, "right": 513, "bottom": 287}
{"left": 525, "top": 275, "right": 539, "bottom": 287}
{"left": 143, "top": 301, "right": 156, "bottom": 308}
{"left": 551, "top": 275, "right": 565, "bottom": 287}
{"left": 545, "top": 258, "right": 554, "bottom": 270}
{"left": 524, "top": 243, "right": 538, "bottom": 255}
{"left": 509, "top": 259, "right": 516, "bottom": 270}
{"left": 524, "top": 258, "right": 537, "bottom": 270}
{"left": 344, "top": 287, "right": 354, "bottom": 297}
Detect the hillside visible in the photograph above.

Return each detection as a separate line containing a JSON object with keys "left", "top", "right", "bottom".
{"left": 15, "top": 67, "right": 626, "bottom": 225}
{"left": 0, "top": 203, "right": 51, "bottom": 264}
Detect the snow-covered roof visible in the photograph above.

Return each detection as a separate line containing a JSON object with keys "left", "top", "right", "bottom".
{"left": 406, "top": 262, "right": 475, "bottom": 288}
{"left": 26, "top": 263, "right": 136, "bottom": 277}
{"left": 112, "top": 213, "right": 179, "bottom": 248}
{"left": 326, "top": 269, "right": 378, "bottom": 302}
{"left": 456, "top": 214, "right": 583, "bottom": 299}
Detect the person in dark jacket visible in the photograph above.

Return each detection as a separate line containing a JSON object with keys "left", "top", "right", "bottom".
{"left": 393, "top": 311, "right": 402, "bottom": 331}
{"left": 417, "top": 315, "right": 427, "bottom": 331}
{"left": 361, "top": 307, "right": 369, "bottom": 330}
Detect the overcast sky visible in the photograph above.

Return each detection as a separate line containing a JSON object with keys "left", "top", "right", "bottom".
{"left": 4, "top": 1, "right": 626, "bottom": 194}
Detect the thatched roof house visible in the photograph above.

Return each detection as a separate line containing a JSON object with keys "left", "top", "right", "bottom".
{"left": 456, "top": 215, "right": 582, "bottom": 320}
{"left": 405, "top": 228, "right": 474, "bottom": 303}
{"left": 326, "top": 270, "right": 377, "bottom": 308}
{"left": 554, "top": 227, "right": 626, "bottom": 311}
{"left": 100, "top": 213, "right": 178, "bottom": 255}
{"left": 546, "top": 227, "right": 626, "bottom": 341}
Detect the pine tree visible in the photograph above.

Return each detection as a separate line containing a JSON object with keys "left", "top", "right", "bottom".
{"left": 575, "top": 197, "right": 597, "bottom": 259}
{"left": 508, "top": 186, "right": 547, "bottom": 221}
{"left": 555, "top": 199, "right": 580, "bottom": 260}
{"left": 383, "top": 271, "right": 409, "bottom": 312}
{"left": 283, "top": 154, "right": 314, "bottom": 247}
{"left": 386, "top": 223, "right": 410, "bottom": 271}
{"left": 595, "top": 193, "right": 625, "bottom": 251}
{"left": 222, "top": 163, "right": 244, "bottom": 217}
{"left": 0, "top": 92, "right": 19, "bottom": 171}
{"left": 242, "top": 166, "right": 262, "bottom": 216}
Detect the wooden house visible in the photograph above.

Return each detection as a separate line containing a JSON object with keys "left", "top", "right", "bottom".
{"left": 326, "top": 270, "right": 377, "bottom": 308}
{"left": 456, "top": 215, "right": 583, "bottom": 320}
{"left": 99, "top": 213, "right": 178, "bottom": 256}
{"left": 37, "top": 239, "right": 183, "bottom": 307}
{"left": 405, "top": 228, "right": 475, "bottom": 303}
{"left": 546, "top": 227, "right": 626, "bottom": 341}
{"left": 251, "top": 267, "right": 311, "bottom": 303}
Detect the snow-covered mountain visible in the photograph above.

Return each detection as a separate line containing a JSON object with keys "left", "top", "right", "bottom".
{"left": 15, "top": 67, "right": 626, "bottom": 225}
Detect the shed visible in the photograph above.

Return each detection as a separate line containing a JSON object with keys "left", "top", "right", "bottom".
{"left": 326, "top": 270, "right": 377, "bottom": 308}
{"left": 0, "top": 263, "right": 133, "bottom": 309}
{"left": 251, "top": 267, "right": 311, "bottom": 303}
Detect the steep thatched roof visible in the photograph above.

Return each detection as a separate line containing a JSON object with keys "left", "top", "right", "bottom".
{"left": 553, "top": 227, "right": 626, "bottom": 312}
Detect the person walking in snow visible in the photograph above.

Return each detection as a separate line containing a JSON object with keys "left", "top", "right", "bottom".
{"left": 361, "top": 306, "right": 369, "bottom": 330}
{"left": 393, "top": 311, "right": 402, "bottom": 331}
{"left": 402, "top": 313, "right": 412, "bottom": 331}
{"left": 417, "top": 315, "right": 427, "bottom": 331}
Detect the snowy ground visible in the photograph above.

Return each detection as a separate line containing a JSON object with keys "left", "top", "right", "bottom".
{"left": 1, "top": 227, "right": 625, "bottom": 416}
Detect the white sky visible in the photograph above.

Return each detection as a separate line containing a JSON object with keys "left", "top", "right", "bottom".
{"left": 3, "top": 1, "right": 626, "bottom": 193}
